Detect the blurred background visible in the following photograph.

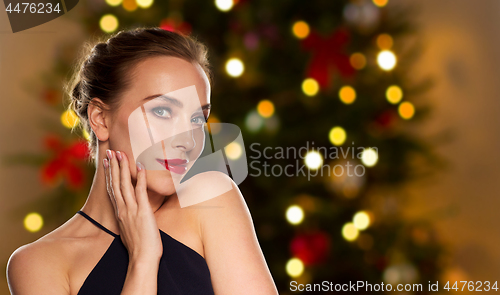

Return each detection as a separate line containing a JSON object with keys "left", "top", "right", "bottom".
{"left": 0, "top": 0, "right": 499, "bottom": 294}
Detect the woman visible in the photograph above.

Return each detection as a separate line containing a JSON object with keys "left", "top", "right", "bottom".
{"left": 7, "top": 27, "right": 278, "bottom": 295}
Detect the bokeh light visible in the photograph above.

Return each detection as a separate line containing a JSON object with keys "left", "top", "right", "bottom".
{"left": 99, "top": 14, "right": 119, "bottom": 33}
{"left": 339, "top": 85, "right": 356, "bottom": 104}
{"left": 61, "top": 109, "right": 79, "bottom": 129}
{"left": 225, "top": 142, "right": 242, "bottom": 160}
{"left": 292, "top": 21, "right": 310, "bottom": 39}
{"left": 377, "top": 33, "right": 393, "bottom": 49}
{"left": 136, "top": 0, "right": 153, "bottom": 8}
{"left": 286, "top": 258, "right": 304, "bottom": 278}
{"left": 106, "top": 0, "right": 122, "bottom": 6}
{"left": 207, "top": 115, "right": 221, "bottom": 134}
{"left": 225, "top": 58, "right": 244, "bottom": 77}
{"left": 122, "top": 0, "right": 137, "bottom": 11}
{"left": 215, "top": 0, "right": 234, "bottom": 11}
{"left": 24, "top": 212, "right": 43, "bottom": 232}
{"left": 342, "top": 222, "right": 359, "bottom": 241}
{"left": 377, "top": 50, "right": 397, "bottom": 71}
{"left": 286, "top": 205, "right": 304, "bottom": 225}
{"left": 245, "top": 110, "right": 264, "bottom": 132}
{"left": 398, "top": 101, "right": 415, "bottom": 119}
{"left": 329, "top": 126, "right": 347, "bottom": 146}
{"left": 302, "top": 78, "right": 319, "bottom": 96}
{"left": 361, "top": 148, "right": 378, "bottom": 167}
{"left": 83, "top": 129, "right": 91, "bottom": 140}
{"left": 386, "top": 85, "right": 403, "bottom": 104}
{"left": 353, "top": 211, "right": 371, "bottom": 230}
{"left": 257, "top": 100, "right": 275, "bottom": 118}
{"left": 372, "top": 0, "right": 388, "bottom": 7}
{"left": 350, "top": 53, "right": 366, "bottom": 70}
{"left": 305, "top": 151, "right": 323, "bottom": 170}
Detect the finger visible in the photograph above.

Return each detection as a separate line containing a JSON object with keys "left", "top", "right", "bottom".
{"left": 116, "top": 151, "right": 136, "bottom": 208}
{"left": 135, "top": 162, "right": 150, "bottom": 210}
{"left": 107, "top": 149, "right": 126, "bottom": 210}
{"left": 103, "top": 158, "right": 117, "bottom": 213}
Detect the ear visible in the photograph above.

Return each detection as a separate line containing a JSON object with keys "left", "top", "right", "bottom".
{"left": 88, "top": 98, "right": 109, "bottom": 142}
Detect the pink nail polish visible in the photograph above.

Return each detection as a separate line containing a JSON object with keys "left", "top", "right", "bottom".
{"left": 136, "top": 162, "right": 143, "bottom": 171}
{"left": 106, "top": 149, "right": 113, "bottom": 159}
{"left": 103, "top": 159, "right": 109, "bottom": 168}
{"left": 116, "top": 151, "right": 122, "bottom": 161}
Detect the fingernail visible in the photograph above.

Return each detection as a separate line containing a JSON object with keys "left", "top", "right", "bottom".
{"left": 116, "top": 151, "right": 122, "bottom": 161}
{"left": 136, "top": 162, "right": 143, "bottom": 171}
{"left": 103, "top": 158, "right": 109, "bottom": 168}
{"left": 106, "top": 149, "right": 113, "bottom": 159}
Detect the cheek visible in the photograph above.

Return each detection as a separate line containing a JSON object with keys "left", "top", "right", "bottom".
{"left": 146, "top": 170, "right": 176, "bottom": 194}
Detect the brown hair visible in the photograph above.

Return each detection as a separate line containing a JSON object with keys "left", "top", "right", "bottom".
{"left": 65, "top": 26, "right": 213, "bottom": 164}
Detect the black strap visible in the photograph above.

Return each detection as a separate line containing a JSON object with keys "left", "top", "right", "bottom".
{"left": 77, "top": 210, "right": 119, "bottom": 238}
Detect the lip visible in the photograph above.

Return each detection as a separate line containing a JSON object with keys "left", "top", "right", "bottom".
{"left": 155, "top": 158, "right": 188, "bottom": 175}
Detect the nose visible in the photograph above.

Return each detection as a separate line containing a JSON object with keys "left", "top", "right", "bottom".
{"left": 170, "top": 123, "right": 196, "bottom": 152}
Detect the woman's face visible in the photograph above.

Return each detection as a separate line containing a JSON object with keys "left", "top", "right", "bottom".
{"left": 106, "top": 56, "right": 211, "bottom": 196}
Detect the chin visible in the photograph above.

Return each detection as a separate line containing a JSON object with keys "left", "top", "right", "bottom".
{"left": 146, "top": 170, "right": 177, "bottom": 196}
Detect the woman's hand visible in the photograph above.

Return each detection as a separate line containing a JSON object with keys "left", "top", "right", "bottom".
{"left": 103, "top": 149, "right": 163, "bottom": 263}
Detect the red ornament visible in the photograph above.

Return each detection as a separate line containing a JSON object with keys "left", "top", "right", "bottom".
{"left": 375, "top": 110, "right": 397, "bottom": 129}
{"left": 160, "top": 18, "right": 192, "bottom": 36}
{"left": 301, "top": 28, "right": 355, "bottom": 89}
{"left": 290, "top": 231, "right": 331, "bottom": 266}
{"left": 40, "top": 134, "right": 89, "bottom": 189}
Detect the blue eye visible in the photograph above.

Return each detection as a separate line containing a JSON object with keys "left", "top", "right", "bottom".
{"left": 191, "top": 116, "right": 205, "bottom": 125}
{"left": 152, "top": 107, "right": 171, "bottom": 118}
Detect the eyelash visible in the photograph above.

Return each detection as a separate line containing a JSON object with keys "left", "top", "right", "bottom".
{"left": 151, "top": 106, "right": 208, "bottom": 125}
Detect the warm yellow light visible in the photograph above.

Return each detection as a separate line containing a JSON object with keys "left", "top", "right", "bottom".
{"left": 257, "top": 100, "right": 275, "bottom": 118}
{"left": 377, "top": 34, "right": 393, "bottom": 49}
{"left": 286, "top": 258, "right": 304, "bottom": 278}
{"left": 353, "top": 211, "right": 370, "bottom": 230}
{"left": 342, "top": 222, "right": 359, "bottom": 241}
{"left": 99, "top": 14, "right": 119, "bottom": 33}
{"left": 350, "top": 53, "right": 366, "bottom": 70}
{"left": 292, "top": 21, "right": 310, "bottom": 39}
{"left": 386, "top": 85, "right": 403, "bottom": 104}
{"left": 302, "top": 78, "right": 319, "bottom": 96}
{"left": 106, "top": 0, "right": 122, "bottom": 6}
{"left": 61, "top": 109, "right": 79, "bottom": 129}
{"left": 215, "top": 0, "right": 234, "bottom": 11}
{"left": 24, "top": 212, "right": 43, "bottom": 232}
{"left": 361, "top": 148, "right": 378, "bottom": 167}
{"left": 136, "top": 0, "right": 153, "bottom": 8}
{"left": 329, "top": 127, "right": 346, "bottom": 146}
{"left": 207, "top": 115, "right": 222, "bottom": 134}
{"left": 339, "top": 86, "right": 356, "bottom": 104}
{"left": 372, "top": 0, "right": 388, "bottom": 7}
{"left": 83, "top": 129, "right": 91, "bottom": 140}
{"left": 225, "top": 58, "right": 244, "bottom": 77}
{"left": 286, "top": 205, "right": 304, "bottom": 225}
{"left": 398, "top": 101, "right": 415, "bottom": 119}
{"left": 225, "top": 142, "right": 242, "bottom": 160}
{"left": 122, "top": 0, "right": 137, "bottom": 11}
{"left": 377, "top": 50, "right": 397, "bottom": 71}
{"left": 305, "top": 151, "right": 323, "bottom": 170}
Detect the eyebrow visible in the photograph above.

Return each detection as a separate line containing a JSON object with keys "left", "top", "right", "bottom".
{"left": 142, "top": 94, "right": 211, "bottom": 111}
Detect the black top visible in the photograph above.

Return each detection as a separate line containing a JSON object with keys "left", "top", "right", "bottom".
{"left": 76, "top": 210, "right": 215, "bottom": 295}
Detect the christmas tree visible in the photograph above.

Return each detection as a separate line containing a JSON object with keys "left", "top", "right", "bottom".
{"left": 6, "top": 0, "right": 447, "bottom": 293}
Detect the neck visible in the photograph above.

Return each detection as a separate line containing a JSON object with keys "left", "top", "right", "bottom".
{"left": 79, "top": 154, "right": 167, "bottom": 235}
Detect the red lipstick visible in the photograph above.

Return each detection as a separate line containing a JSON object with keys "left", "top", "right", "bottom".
{"left": 155, "top": 158, "right": 188, "bottom": 174}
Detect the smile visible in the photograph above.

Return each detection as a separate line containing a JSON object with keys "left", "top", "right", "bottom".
{"left": 155, "top": 158, "right": 188, "bottom": 175}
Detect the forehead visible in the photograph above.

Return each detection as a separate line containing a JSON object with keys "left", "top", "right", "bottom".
{"left": 126, "top": 56, "right": 210, "bottom": 105}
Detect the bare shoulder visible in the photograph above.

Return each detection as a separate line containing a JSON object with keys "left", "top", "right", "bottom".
{"left": 186, "top": 172, "right": 278, "bottom": 294}
{"left": 7, "top": 232, "right": 71, "bottom": 295}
